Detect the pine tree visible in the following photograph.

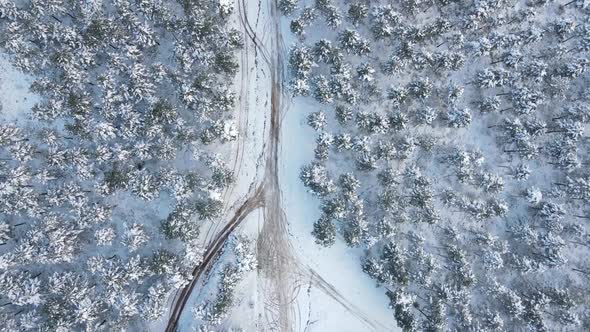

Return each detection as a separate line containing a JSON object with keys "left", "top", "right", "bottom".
{"left": 122, "top": 223, "right": 149, "bottom": 252}
{"left": 279, "top": 0, "right": 298, "bottom": 15}
{"left": 387, "top": 288, "right": 418, "bottom": 332}
{"left": 312, "top": 215, "right": 336, "bottom": 247}
{"left": 324, "top": 5, "right": 342, "bottom": 29}
{"left": 307, "top": 111, "right": 327, "bottom": 131}
{"left": 0, "top": 271, "right": 43, "bottom": 307}
{"left": 381, "top": 242, "right": 409, "bottom": 285}
{"left": 338, "top": 29, "right": 370, "bottom": 56}
{"left": 511, "top": 87, "right": 544, "bottom": 115}
{"left": 300, "top": 162, "right": 336, "bottom": 196}
{"left": 446, "top": 107, "right": 472, "bottom": 128}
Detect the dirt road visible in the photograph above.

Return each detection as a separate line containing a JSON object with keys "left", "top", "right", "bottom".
{"left": 165, "top": 0, "right": 287, "bottom": 330}
{"left": 164, "top": 1, "right": 388, "bottom": 331}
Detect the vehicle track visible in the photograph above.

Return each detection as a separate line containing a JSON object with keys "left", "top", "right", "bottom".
{"left": 165, "top": 185, "right": 264, "bottom": 332}
{"left": 165, "top": 1, "right": 276, "bottom": 330}
{"left": 165, "top": 1, "right": 391, "bottom": 331}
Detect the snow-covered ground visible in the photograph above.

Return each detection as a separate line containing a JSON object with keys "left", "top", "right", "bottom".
{"left": 0, "top": 54, "right": 39, "bottom": 124}
{"left": 165, "top": 0, "right": 273, "bottom": 330}
{"left": 223, "top": 207, "right": 264, "bottom": 331}
{"left": 0, "top": 1, "right": 397, "bottom": 330}
{"left": 2, "top": 0, "right": 588, "bottom": 330}
{"left": 212, "top": 1, "right": 400, "bottom": 329}
{"left": 171, "top": 0, "right": 400, "bottom": 329}
{"left": 280, "top": 92, "right": 399, "bottom": 332}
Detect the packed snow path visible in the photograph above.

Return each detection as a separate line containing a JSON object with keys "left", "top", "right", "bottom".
{"left": 165, "top": 0, "right": 398, "bottom": 331}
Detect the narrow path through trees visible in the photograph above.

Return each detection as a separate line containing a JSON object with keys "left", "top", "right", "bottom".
{"left": 165, "top": 1, "right": 389, "bottom": 331}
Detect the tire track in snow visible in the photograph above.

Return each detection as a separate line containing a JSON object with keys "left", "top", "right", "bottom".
{"left": 165, "top": 186, "right": 264, "bottom": 332}
{"left": 165, "top": 1, "right": 392, "bottom": 331}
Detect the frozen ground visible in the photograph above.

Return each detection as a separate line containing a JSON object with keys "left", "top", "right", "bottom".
{"left": 0, "top": 1, "right": 399, "bottom": 331}
{"left": 1, "top": 0, "right": 588, "bottom": 330}
{"left": 167, "top": 0, "right": 400, "bottom": 330}
{"left": 159, "top": 0, "right": 271, "bottom": 329}
{"left": 0, "top": 53, "right": 39, "bottom": 124}
{"left": 212, "top": 0, "right": 400, "bottom": 331}
{"left": 280, "top": 95, "right": 399, "bottom": 332}
{"left": 276, "top": 7, "right": 399, "bottom": 331}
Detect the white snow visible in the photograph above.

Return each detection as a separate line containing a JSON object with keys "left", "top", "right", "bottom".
{"left": 181, "top": 0, "right": 402, "bottom": 330}
{"left": 0, "top": 53, "right": 39, "bottom": 124}
{"left": 164, "top": 0, "right": 272, "bottom": 329}
{"left": 280, "top": 95, "right": 399, "bottom": 332}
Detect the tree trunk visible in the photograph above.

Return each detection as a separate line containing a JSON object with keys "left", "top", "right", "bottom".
{"left": 563, "top": 34, "right": 578, "bottom": 42}
{"left": 563, "top": 0, "right": 577, "bottom": 7}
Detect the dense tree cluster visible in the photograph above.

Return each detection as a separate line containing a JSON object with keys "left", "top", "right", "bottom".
{"left": 288, "top": 0, "right": 590, "bottom": 330}
{"left": 0, "top": 0, "right": 241, "bottom": 330}
{"left": 192, "top": 235, "right": 256, "bottom": 330}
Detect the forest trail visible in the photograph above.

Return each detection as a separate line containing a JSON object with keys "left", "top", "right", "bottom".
{"left": 165, "top": 1, "right": 386, "bottom": 331}
{"left": 254, "top": 0, "right": 299, "bottom": 330}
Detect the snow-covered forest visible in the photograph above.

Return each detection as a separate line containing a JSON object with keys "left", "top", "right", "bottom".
{"left": 0, "top": 0, "right": 248, "bottom": 330}
{"left": 1, "top": 0, "right": 590, "bottom": 331}
{"left": 287, "top": 0, "right": 590, "bottom": 331}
